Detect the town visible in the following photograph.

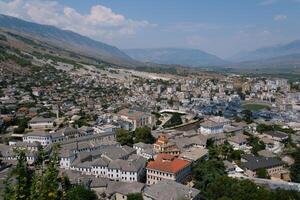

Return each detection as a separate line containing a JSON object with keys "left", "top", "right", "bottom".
{"left": 1, "top": 48, "right": 300, "bottom": 199}
{"left": 1, "top": 1, "right": 300, "bottom": 199}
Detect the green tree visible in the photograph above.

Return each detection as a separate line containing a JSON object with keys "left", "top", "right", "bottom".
{"left": 192, "top": 159, "right": 226, "bottom": 193}
{"left": 230, "top": 150, "right": 244, "bottom": 161}
{"left": 291, "top": 148, "right": 300, "bottom": 183}
{"left": 242, "top": 109, "right": 253, "bottom": 124}
{"left": 41, "top": 146, "right": 60, "bottom": 200}
{"left": 135, "top": 126, "right": 155, "bottom": 144}
{"left": 246, "top": 134, "right": 265, "bottom": 155}
{"left": 163, "top": 113, "right": 183, "bottom": 128}
{"left": 127, "top": 193, "right": 144, "bottom": 200}
{"left": 256, "top": 168, "right": 270, "bottom": 179}
{"left": 3, "top": 150, "right": 31, "bottom": 200}
{"left": 65, "top": 185, "right": 97, "bottom": 200}
{"left": 116, "top": 128, "right": 133, "bottom": 146}
{"left": 205, "top": 176, "right": 271, "bottom": 200}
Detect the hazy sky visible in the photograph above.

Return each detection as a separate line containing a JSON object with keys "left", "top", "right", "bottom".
{"left": 1, "top": 0, "right": 300, "bottom": 58}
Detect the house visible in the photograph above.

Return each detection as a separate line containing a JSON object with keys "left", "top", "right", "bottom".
{"left": 133, "top": 142, "right": 155, "bottom": 159}
{"left": 153, "top": 134, "right": 180, "bottom": 155}
{"left": 72, "top": 154, "right": 146, "bottom": 183}
{"left": 263, "top": 131, "right": 289, "bottom": 142}
{"left": 106, "top": 181, "right": 144, "bottom": 200}
{"left": 10, "top": 141, "right": 41, "bottom": 152}
{"left": 227, "top": 134, "right": 249, "bottom": 150}
{"left": 22, "top": 131, "right": 52, "bottom": 146}
{"left": 105, "top": 155, "right": 147, "bottom": 182}
{"left": 118, "top": 109, "right": 154, "bottom": 130}
{"left": 199, "top": 120, "right": 224, "bottom": 135}
{"left": 143, "top": 180, "right": 200, "bottom": 200}
{"left": 29, "top": 116, "right": 55, "bottom": 129}
{"left": 223, "top": 160, "right": 236, "bottom": 174}
{"left": 179, "top": 147, "right": 208, "bottom": 162}
{"left": 59, "top": 149, "right": 76, "bottom": 169}
{"left": 171, "top": 135, "right": 206, "bottom": 151}
{"left": 241, "top": 154, "right": 284, "bottom": 178}
{"left": 0, "top": 144, "right": 38, "bottom": 165}
{"left": 146, "top": 153, "right": 191, "bottom": 185}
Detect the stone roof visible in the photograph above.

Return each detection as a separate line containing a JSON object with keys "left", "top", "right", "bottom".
{"left": 241, "top": 154, "right": 284, "bottom": 171}
{"left": 106, "top": 181, "right": 144, "bottom": 196}
{"left": 264, "top": 131, "right": 288, "bottom": 139}
{"left": 24, "top": 131, "right": 51, "bottom": 137}
{"left": 144, "top": 180, "right": 200, "bottom": 200}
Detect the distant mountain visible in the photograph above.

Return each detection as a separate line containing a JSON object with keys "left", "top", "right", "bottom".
{"left": 0, "top": 14, "right": 136, "bottom": 66}
{"left": 124, "top": 48, "right": 228, "bottom": 67}
{"left": 231, "top": 40, "right": 300, "bottom": 62}
{"left": 232, "top": 53, "right": 300, "bottom": 69}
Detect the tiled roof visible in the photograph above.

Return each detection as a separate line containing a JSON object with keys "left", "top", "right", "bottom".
{"left": 146, "top": 153, "right": 190, "bottom": 173}
{"left": 242, "top": 154, "right": 284, "bottom": 171}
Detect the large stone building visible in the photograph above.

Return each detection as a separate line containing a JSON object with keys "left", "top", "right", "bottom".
{"left": 146, "top": 153, "right": 191, "bottom": 185}
{"left": 118, "top": 109, "right": 154, "bottom": 131}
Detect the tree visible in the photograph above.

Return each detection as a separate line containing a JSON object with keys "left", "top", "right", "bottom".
{"left": 3, "top": 150, "right": 31, "bottom": 200}
{"left": 192, "top": 159, "right": 226, "bottom": 193}
{"left": 116, "top": 128, "right": 133, "bottom": 146}
{"left": 135, "top": 126, "right": 155, "bottom": 144}
{"left": 256, "top": 168, "right": 269, "bottom": 179}
{"left": 256, "top": 124, "right": 273, "bottom": 133}
{"left": 163, "top": 113, "right": 183, "bottom": 128}
{"left": 127, "top": 193, "right": 144, "bottom": 200}
{"left": 242, "top": 109, "right": 253, "bottom": 124}
{"left": 230, "top": 150, "right": 244, "bottom": 161}
{"left": 291, "top": 148, "right": 300, "bottom": 183}
{"left": 246, "top": 135, "right": 265, "bottom": 155}
{"left": 65, "top": 185, "right": 97, "bottom": 200}
{"left": 205, "top": 176, "right": 271, "bottom": 200}
{"left": 41, "top": 146, "right": 60, "bottom": 200}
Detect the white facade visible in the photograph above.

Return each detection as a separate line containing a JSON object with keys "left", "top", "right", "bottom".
{"left": 77, "top": 163, "right": 143, "bottom": 182}
{"left": 23, "top": 133, "right": 52, "bottom": 146}
{"left": 29, "top": 117, "right": 55, "bottom": 129}
{"left": 60, "top": 155, "right": 76, "bottom": 169}
{"left": 199, "top": 125, "right": 223, "bottom": 135}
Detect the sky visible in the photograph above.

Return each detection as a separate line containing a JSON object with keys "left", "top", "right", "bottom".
{"left": 0, "top": 0, "right": 300, "bottom": 58}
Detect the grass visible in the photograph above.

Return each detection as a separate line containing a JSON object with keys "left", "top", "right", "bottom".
{"left": 242, "top": 103, "right": 270, "bottom": 111}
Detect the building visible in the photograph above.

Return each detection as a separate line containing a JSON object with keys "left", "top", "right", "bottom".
{"left": 22, "top": 131, "right": 52, "bottom": 146}
{"left": 227, "top": 134, "right": 249, "bottom": 150}
{"left": 105, "top": 181, "right": 145, "bottom": 200}
{"left": 263, "top": 131, "right": 289, "bottom": 142}
{"left": 146, "top": 153, "right": 191, "bottom": 185}
{"left": 241, "top": 154, "right": 284, "bottom": 178}
{"left": 59, "top": 149, "right": 76, "bottom": 169}
{"left": 72, "top": 154, "right": 147, "bottom": 183}
{"left": 29, "top": 116, "right": 55, "bottom": 129}
{"left": 179, "top": 147, "right": 208, "bottom": 162}
{"left": 199, "top": 120, "right": 224, "bottom": 135}
{"left": 153, "top": 134, "right": 180, "bottom": 155}
{"left": 118, "top": 109, "right": 154, "bottom": 130}
{"left": 133, "top": 142, "right": 155, "bottom": 159}
{"left": 143, "top": 180, "right": 200, "bottom": 200}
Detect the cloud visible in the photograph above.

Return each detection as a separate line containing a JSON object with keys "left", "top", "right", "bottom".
{"left": 0, "top": 0, "right": 154, "bottom": 40}
{"left": 258, "top": 0, "right": 278, "bottom": 6}
{"left": 274, "top": 14, "right": 287, "bottom": 21}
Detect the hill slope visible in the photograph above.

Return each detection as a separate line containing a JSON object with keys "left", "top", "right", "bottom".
{"left": 231, "top": 40, "right": 300, "bottom": 62}
{"left": 124, "top": 48, "right": 227, "bottom": 67}
{"left": 0, "top": 14, "right": 136, "bottom": 66}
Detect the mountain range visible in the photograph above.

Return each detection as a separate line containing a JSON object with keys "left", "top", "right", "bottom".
{"left": 124, "top": 48, "right": 227, "bottom": 67}
{"left": 0, "top": 14, "right": 136, "bottom": 66}
{"left": 0, "top": 14, "right": 300, "bottom": 70}
{"left": 231, "top": 40, "right": 300, "bottom": 62}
